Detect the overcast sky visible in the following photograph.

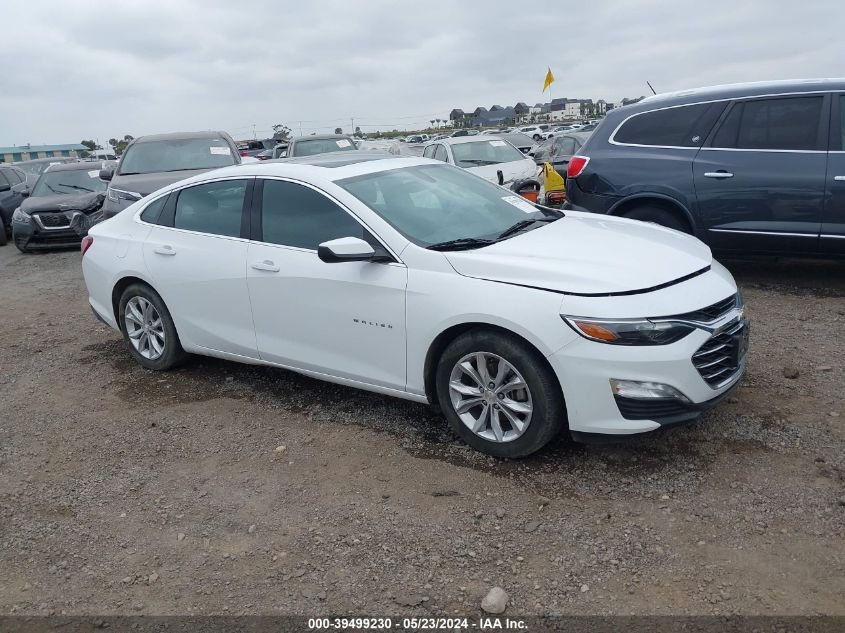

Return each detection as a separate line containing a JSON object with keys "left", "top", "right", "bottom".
{"left": 2, "top": 0, "right": 843, "bottom": 147}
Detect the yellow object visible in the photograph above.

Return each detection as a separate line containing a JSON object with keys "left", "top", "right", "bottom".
{"left": 543, "top": 67, "right": 555, "bottom": 92}
{"left": 542, "top": 163, "right": 565, "bottom": 191}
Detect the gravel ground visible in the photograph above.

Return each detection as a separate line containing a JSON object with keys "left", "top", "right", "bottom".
{"left": 0, "top": 246, "right": 843, "bottom": 617}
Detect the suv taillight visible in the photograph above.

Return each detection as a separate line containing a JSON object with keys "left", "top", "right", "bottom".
{"left": 81, "top": 235, "right": 94, "bottom": 255}
{"left": 567, "top": 156, "right": 590, "bottom": 179}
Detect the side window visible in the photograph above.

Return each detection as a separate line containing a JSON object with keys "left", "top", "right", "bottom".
{"left": 555, "top": 137, "right": 576, "bottom": 156}
{"left": 840, "top": 95, "right": 845, "bottom": 151}
{"left": 613, "top": 102, "right": 725, "bottom": 147}
{"left": 140, "top": 195, "right": 169, "bottom": 224}
{"left": 173, "top": 179, "right": 247, "bottom": 237}
{"left": 423, "top": 145, "right": 435, "bottom": 159}
{"left": 260, "top": 180, "right": 364, "bottom": 250}
{"left": 713, "top": 97, "right": 823, "bottom": 150}
{"left": 0, "top": 171, "right": 10, "bottom": 187}
{"left": 433, "top": 145, "right": 448, "bottom": 162}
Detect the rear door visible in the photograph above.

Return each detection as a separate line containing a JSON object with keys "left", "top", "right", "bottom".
{"left": 142, "top": 177, "right": 259, "bottom": 358}
{"left": 694, "top": 94, "right": 829, "bottom": 254}
{"left": 821, "top": 93, "right": 845, "bottom": 254}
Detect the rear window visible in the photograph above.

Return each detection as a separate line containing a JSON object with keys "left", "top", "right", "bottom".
{"left": 613, "top": 102, "right": 725, "bottom": 147}
{"left": 291, "top": 138, "right": 355, "bottom": 157}
{"left": 710, "top": 96, "right": 823, "bottom": 151}
{"left": 451, "top": 140, "right": 525, "bottom": 168}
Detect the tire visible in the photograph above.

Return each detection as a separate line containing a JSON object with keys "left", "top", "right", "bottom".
{"left": 623, "top": 205, "right": 691, "bottom": 234}
{"left": 533, "top": 134, "right": 542, "bottom": 141}
{"left": 118, "top": 283, "right": 187, "bottom": 371}
{"left": 435, "top": 329, "right": 565, "bottom": 458}
{"left": 0, "top": 219, "right": 7, "bottom": 246}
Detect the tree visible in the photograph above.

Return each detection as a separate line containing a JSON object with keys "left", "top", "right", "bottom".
{"left": 334, "top": 127, "right": 343, "bottom": 134}
{"left": 354, "top": 126, "right": 362, "bottom": 137}
{"left": 80, "top": 139, "right": 100, "bottom": 151}
{"left": 430, "top": 119, "right": 435, "bottom": 129}
{"left": 272, "top": 123, "right": 291, "bottom": 141}
{"left": 107, "top": 135, "right": 134, "bottom": 155}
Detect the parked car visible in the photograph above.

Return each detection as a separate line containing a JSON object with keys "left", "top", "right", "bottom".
{"left": 13, "top": 157, "right": 78, "bottom": 188}
{"left": 255, "top": 149, "right": 274, "bottom": 161}
{"left": 11, "top": 161, "right": 112, "bottom": 252}
{"left": 516, "top": 125, "right": 550, "bottom": 141}
{"left": 496, "top": 132, "right": 535, "bottom": 154}
{"left": 0, "top": 165, "right": 29, "bottom": 245}
{"left": 237, "top": 139, "right": 275, "bottom": 158}
{"left": 532, "top": 131, "right": 593, "bottom": 173}
{"left": 100, "top": 131, "right": 241, "bottom": 218}
{"left": 281, "top": 135, "right": 358, "bottom": 158}
{"left": 85, "top": 149, "right": 118, "bottom": 161}
{"left": 82, "top": 153, "right": 747, "bottom": 457}
{"left": 405, "top": 135, "right": 425, "bottom": 144}
{"left": 566, "top": 78, "right": 845, "bottom": 256}
{"left": 423, "top": 137, "right": 537, "bottom": 187}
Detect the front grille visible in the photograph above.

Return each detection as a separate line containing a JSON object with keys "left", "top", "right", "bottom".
{"left": 35, "top": 213, "right": 71, "bottom": 228}
{"left": 664, "top": 294, "right": 737, "bottom": 323}
{"left": 693, "top": 319, "right": 748, "bottom": 387}
{"left": 614, "top": 395, "right": 692, "bottom": 420}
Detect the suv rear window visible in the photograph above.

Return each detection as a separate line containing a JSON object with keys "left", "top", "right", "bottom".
{"left": 613, "top": 102, "right": 725, "bottom": 147}
{"left": 711, "top": 96, "right": 823, "bottom": 151}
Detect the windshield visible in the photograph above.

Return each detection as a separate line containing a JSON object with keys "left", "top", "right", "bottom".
{"left": 292, "top": 138, "right": 355, "bottom": 157}
{"left": 17, "top": 161, "right": 66, "bottom": 177}
{"left": 338, "top": 164, "right": 554, "bottom": 247}
{"left": 118, "top": 138, "right": 235, "bottom": 175}
{"left": 451, "top": 140, "right": 526, "bottom": 168}
{"left": 32, "top": 168, "right": 108, "bottom": 196}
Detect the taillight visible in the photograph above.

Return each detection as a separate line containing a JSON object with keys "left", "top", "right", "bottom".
{"left": 81, "top": 235, "right": 94, "bottom": 255}
{"left": 567, "top": 155, "right": 590, "bottom": 179}
{"left": 240, "top": 151, "right": 248, "bottom": 157}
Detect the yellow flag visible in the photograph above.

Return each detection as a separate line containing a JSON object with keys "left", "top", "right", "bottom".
{"left": 543, "top": 67, "right": 555, "bottom": 92}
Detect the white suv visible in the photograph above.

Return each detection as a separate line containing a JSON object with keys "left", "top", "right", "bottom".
{"left": 82, "top": 154, "right": 747, "bottom": 458}
{"left": 517, "top": 125, "right": 549, "bottom": 140}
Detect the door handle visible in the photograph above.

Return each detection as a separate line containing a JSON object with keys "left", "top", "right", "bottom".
{"left": 153, "top": 245, "right": 176, "bottom": 256}
{"left": 704, "top": 171, "right": 734, "bottom": 179}
{"left": 834, "top": 176, "right": 845, "bottom": 181}
{"left": 251, "top": 260, "right": 280, "bottom": 272}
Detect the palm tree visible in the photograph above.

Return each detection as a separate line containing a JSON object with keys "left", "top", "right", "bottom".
{"left": 430, "top": 120, "right": 435, "bottom": 129}
{"left": 435, "top": 118, "right": 441, "bottom": 128}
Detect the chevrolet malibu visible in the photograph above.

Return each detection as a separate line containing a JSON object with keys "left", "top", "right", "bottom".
{"left": 81, "top": 153, "right": 748, "bottom": 458}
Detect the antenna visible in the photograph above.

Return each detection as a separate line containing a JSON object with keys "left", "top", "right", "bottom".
{"left": 646, "top": 81, "right": 657, "bottom": 95}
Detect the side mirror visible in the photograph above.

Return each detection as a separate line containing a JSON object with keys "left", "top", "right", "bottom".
{"left": 19, "top": 186, "right": 30, "bottom": 197}
{"left": 99, "top": 165, "right": 115, "bottom": 181}
{"left": 318, "top": 237, "right": 375, "bottom": 263}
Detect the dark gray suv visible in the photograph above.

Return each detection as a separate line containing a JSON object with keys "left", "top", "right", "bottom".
{"left": 565, "top": 79, "right": 845, "bottom": 257}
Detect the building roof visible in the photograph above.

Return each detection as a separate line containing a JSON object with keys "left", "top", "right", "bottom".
{"left": 0, "top": 143, "right": 87, "bottom": 154}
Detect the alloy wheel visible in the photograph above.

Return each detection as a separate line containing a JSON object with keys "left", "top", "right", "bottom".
{"left": 448, "top": 352, "right": 533, "bottom": 443}
{"left": 124, "top": 296, "right": 166, "bottom": 360}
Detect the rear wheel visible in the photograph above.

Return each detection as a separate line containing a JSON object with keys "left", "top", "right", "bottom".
{"left": 623, "top": 205, "right": 691, "bottom": 234}
{"left": 0, "top": 219, "right": 7, "bottom": 246}
{"left": 533, "top": 134, "right": 542, "bottom": 141}
{"left": 435, "top": 329, "right": 564, "bottom": 458}
{"left": 118, "top": 283, "right": 186, "bottom": 371}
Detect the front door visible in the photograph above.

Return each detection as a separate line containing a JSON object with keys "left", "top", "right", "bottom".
{"left": 693, "top": 95, "right": 829, "bottom": 254}
{"left": 246, "top": 178, "right": 407, "bottom": 391}
{"left": 142, "top": 178, "right": 258, "bottom": 359}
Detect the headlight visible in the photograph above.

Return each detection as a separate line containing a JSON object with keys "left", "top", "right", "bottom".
{"left": 106, "top": 187, "right": 142, "bottom": 205}
{"left": 562, "top": 316, "right": 695, "bottom": 346}
{"left": 12, "top": 207, "right": 30, "bottom": 223}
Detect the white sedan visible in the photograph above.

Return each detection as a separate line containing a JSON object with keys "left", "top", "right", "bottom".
{"left": 82, "top": 154, "right": 748, "bottom": 458}
{"left": 422, "top": 136, "right": 538, "bottom": 187}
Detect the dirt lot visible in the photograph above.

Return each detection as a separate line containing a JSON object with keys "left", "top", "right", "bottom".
{"left": 0, "top": 245, "right": 843, "bottom": 617}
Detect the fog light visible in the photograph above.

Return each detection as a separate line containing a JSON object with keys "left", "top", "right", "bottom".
{"left": 610, "top": 379, "right": 690, "bottom": 402}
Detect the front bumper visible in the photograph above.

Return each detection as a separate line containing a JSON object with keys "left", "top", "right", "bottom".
{"left": 548, "top": 317, "right": 747, "bottom": 439}
{"left": 13, "top": 212, "right": 103, "bottom": 250}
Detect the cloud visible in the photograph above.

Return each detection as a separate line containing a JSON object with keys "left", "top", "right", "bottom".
{"left": 1, "top": 0, "right": 842, "bottom": 146}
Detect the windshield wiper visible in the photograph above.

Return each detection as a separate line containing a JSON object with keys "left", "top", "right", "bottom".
{"left": 57, "top": 184, "right": 94, "bottom": 193}
{"left": 459, "top": 159, "right": 498, "bottom": 166}
{"left": 426, "top": 237, "right": 494, "bottom": 251}
{"left": 495, "top": 216, "right": 559, "bottom": 240}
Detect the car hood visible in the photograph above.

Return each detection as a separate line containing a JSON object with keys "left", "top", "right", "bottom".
{"left": 443, "top": 213, "right": 713, "bottom": 296}
{"left": 20, "top": 192, "right": 105, "bottom": 215}
{"left": 109, "top": 168, "right": 219, "bottom": 196}
{"left": 465, "top": 159, "right": 538, "bottom": 186}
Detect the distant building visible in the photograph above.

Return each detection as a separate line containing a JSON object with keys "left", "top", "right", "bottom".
{"left": 0, "top": 143, "right": 87, "bottom": 164}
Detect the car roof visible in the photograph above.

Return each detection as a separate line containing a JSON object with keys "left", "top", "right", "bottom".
{"left": 437, "top": 136, "right": 519, "bottom": 146}
{"left": 134, "top": 131, "right": 231, "bottom": 143}
{"left": 291, "top": 134, "right": 352, "bottom": 142}
{"left": 633, "top": 78, "right": 845, "bottom": 110}
{"left": 45, "top": 160, "right": 115, "bottom": 173}
{"left": 275, "top": 150, "right": 394, "bottom": 168}
{"left": 13, "top": 157, "right": 76, "bottom": 165}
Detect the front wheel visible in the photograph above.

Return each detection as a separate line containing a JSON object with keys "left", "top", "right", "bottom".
{"left": 435, "top": 330, "right": 565, "bottom": 458}
{"left": 118, "top": 283, "right": 186, "bottom": 370}
{"left": 533, "top": 134, "right": 542, "bottom": 141}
